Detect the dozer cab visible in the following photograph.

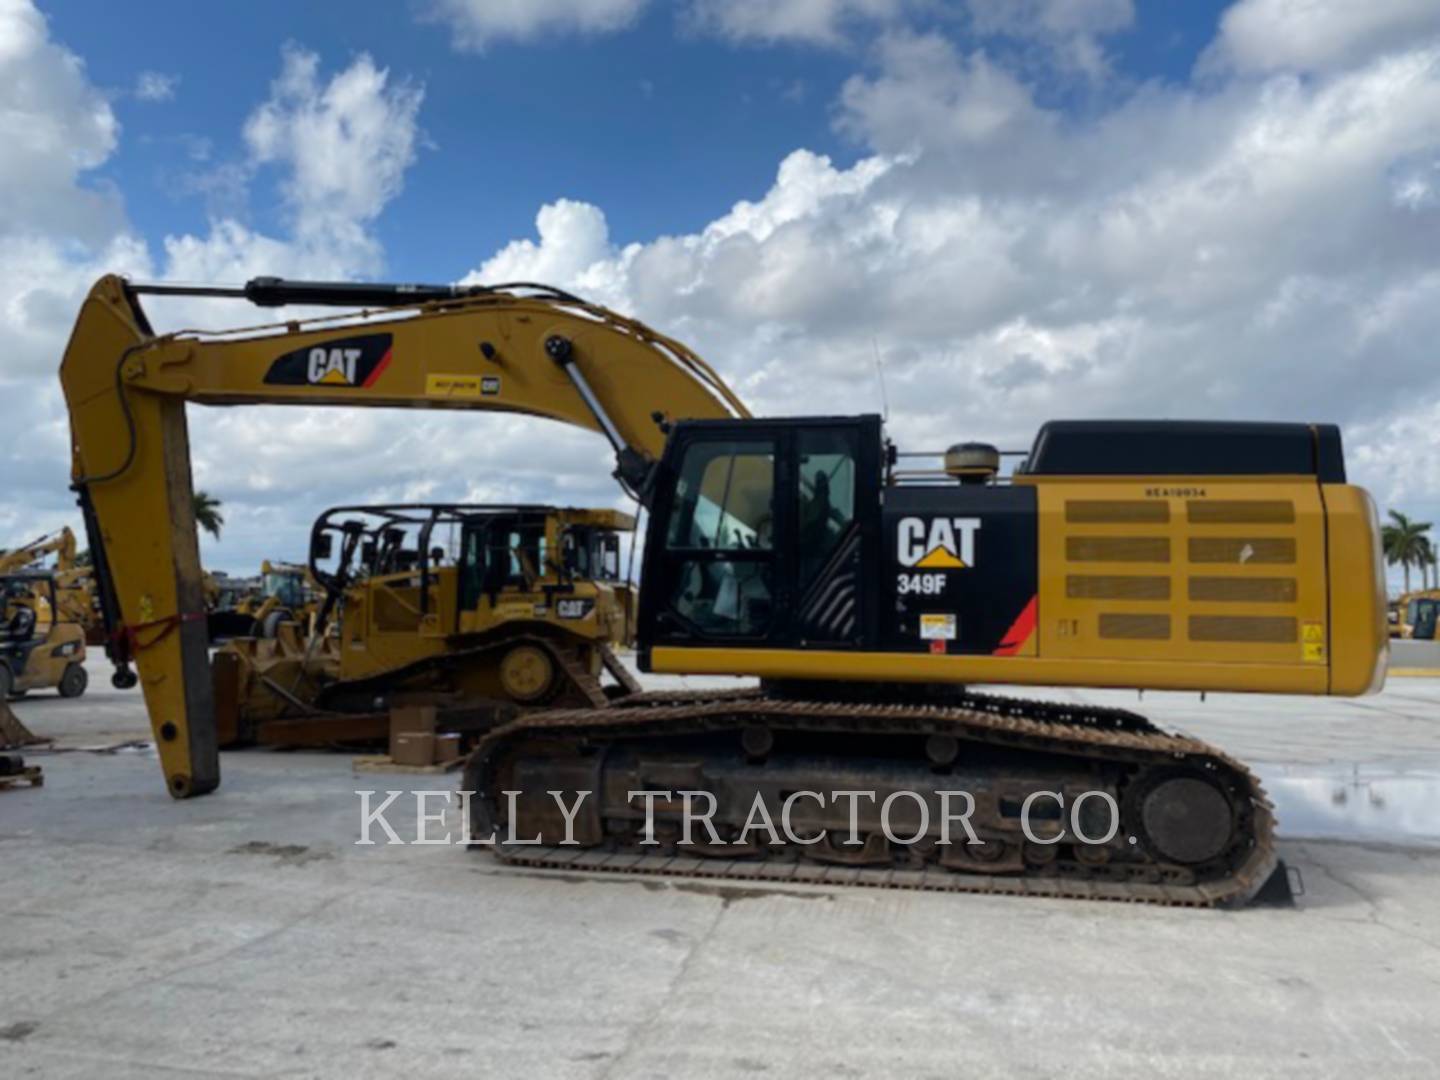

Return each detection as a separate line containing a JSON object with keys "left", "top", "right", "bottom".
{"left": 0, "top": 572, "right": 88, "bottom": 699}
{"left": 211, "top": 503, "right": 638, "bottom": 747}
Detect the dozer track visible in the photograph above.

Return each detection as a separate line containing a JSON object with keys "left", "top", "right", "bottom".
{"left": 315, "top": 633, "right": 612, "bottom": 712}
{"left": 465, "top": 688, "right": 1280, "bottom": 908}
{"left": 225, "top": 633, "right": 629, "bottom": 747}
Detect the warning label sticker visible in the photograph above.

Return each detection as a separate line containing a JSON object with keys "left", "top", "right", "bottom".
{"left": 426, "top": 374, "right": 484, "bottom": 398}
{"left": 920, "top": 613, "right": 957, "bottom": 641}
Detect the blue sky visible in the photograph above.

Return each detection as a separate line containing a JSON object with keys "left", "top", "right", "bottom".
{"left": 49, "top": 1, "right": 1231, "bottom": 280}
{"left": 4, "top": 0, "right": 1440, "bottom": 587}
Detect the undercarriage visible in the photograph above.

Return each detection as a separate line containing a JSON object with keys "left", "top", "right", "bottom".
{"left": 465, "top": 687, "right": 1282, "bottom": 907}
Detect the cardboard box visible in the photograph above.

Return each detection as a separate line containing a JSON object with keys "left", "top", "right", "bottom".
{"left": 391, "top": 731, "right": 436, "bottom": 767}
{"left": 389, "top": 704, "right": 437, "bottom": 749}
{"left": 433, "top": 732, "right": 461, "bottom": 763}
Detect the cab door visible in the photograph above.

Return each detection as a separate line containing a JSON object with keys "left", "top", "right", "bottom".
{"left": 638, "top": 416, "right": 881, "bottom": 657}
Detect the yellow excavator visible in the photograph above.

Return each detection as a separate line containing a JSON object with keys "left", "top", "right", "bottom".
{"left": 0, "top": 528, "right": 76, "bottom": 574}
{"left": 211, "top": 502, "right": 638, "bottom": 747}
{"left": 0, "top": 527, "right": 103, "bottom": 643}
{"left": 60, "top": 274, "right": 1387, "bottom": 906}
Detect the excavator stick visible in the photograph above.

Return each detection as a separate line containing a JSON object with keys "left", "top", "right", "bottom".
{"left": 61, "top": 279, "right": 217, "bottom": 797}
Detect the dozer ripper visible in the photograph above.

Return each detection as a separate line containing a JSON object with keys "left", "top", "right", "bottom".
{"left": 60, "top": 274, "right": 1387, "bottom": 906}
{"left": 212, "top": 502, "right": 638, "bottom": 747}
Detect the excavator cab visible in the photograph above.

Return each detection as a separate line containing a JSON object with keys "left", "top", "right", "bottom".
{"left": 638, "top": 416, "right": 882, "bottom": 651}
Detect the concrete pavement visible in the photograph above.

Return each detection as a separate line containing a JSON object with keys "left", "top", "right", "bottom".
{"left": 2, "top": 660, "right": 1438, "bottom": 1078}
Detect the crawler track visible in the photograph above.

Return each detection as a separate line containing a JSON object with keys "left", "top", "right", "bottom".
{"left": 466, "top": 688, "right": 1279, "bottom": 908}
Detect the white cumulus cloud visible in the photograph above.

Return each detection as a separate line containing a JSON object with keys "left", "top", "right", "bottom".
{"left": 685, "top": 0, "right": 906, "bottom": 47}
{"left": 424, "top": 0, "right": 648, "bottom": 51}
{"left": 1202, "top": 0, "right": 1440, "bottom": 75}
{"left": 133, "top": 70, "right": 178, "bottom": 101}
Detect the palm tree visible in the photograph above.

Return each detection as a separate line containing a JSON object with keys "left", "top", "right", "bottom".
{"left": 1382, "top": 510, "right": 1432, "bottom": 593}
{"left": 193, "top": 491, "right": 225, "bottom": 541}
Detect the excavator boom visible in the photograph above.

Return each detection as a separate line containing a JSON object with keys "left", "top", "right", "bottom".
{"left": 60, "top": 275, "right": 747, "bottom": 797}
{"left": 0, "top": 527, "right": 78, "bottom": 574}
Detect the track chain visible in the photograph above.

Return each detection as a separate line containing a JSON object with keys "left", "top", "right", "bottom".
{"left": 468, "top": 687, "right": 1278, "bottom": 908}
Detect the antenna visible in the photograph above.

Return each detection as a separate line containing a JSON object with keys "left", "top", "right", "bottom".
{"left": 872, "top": 338, "right": 890, "bottom": 423}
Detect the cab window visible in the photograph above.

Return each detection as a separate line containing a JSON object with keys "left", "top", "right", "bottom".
{"left": 667, "top": 441, "right": 775, "bottom": 551}
{"left": 664, "top": 439, "right": 776, "bottom": 637}
{"left": 798, "top": 428, "right": 857, "bottom": 593}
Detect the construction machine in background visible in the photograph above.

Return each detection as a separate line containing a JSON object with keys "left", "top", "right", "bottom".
{"left": 0, "top": 527, "right": 79, "bottom": 573}
{"left": 1390, "top": 589, "right": 1440, "bottom": 640}
{"left": 0, "top": 572, "right": 88, "bottom": 699}
{"left": 203, "top": 570, "right": 262, "bottom": 640}
{"left": 0, "top": 698, "right": 46, "bottom": 789}
{"left": 242, "top": 560, "right": 319, "bottom": 636}
{"left": 0, "top": 527, "right": 104, "bottom": 646}
{"left": 204, "top": 562, "right": 316, "bottom": 641}
{"left": 59, "top": 274, "right": 1387, "bottom": 906}
{"left": 212, "top": 502, "right": 638, "bottom": 747}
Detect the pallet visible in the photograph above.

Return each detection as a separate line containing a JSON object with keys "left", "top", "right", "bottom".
{"left": 351, "top": 754, "right": 466, "bottom": 775}
{"left": 0, "top": 765, "right": 43, "bottom": 790}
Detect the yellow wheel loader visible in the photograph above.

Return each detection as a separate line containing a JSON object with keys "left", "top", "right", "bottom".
{"left": 211, "top": 502, "right": 638, "bottom": 747}
{"left": 59, "top": 274, "right": 1387, "bottom": 906}
{"left": 239, "top": 560, "right": 319, "bottom": 637}
{"left": 0, "top": 573, "right": 88, "bottom": 699}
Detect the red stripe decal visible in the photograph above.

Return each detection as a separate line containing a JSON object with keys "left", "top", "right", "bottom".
{"left": 992, "top": 595, "right": 1037, "bottom": 656}
{"left": 362, "top": 347, "right": 393, "bottom": 388}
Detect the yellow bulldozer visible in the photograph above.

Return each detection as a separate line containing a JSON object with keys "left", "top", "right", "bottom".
{"left": 211, "top": 502, "right": 638, "bottom": 747}
{"left": 58, "top": 273, "right": 1387, "bottom": 907}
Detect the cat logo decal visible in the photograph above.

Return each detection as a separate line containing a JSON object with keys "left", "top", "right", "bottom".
{"left": 897, "top": 517, "right": 981, "bottom": 569}
{"left": 263, "top": 333, "right": 394, "bottom": 388}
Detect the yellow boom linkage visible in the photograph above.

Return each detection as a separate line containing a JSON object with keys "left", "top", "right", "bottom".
{"left": 60, "top": 275, "right": 747, "bottom": 797}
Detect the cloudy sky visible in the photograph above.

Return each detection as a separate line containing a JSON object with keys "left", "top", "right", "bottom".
{"left": 2, "top": 0, "right": 1439, "bottom": 580}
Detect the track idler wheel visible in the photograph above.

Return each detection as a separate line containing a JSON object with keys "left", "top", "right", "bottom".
{"left": 499, "top": 644, "right": 557, "bottom": 704}
{"left": 1127, "top": 769, "right": 1237, "bottom": 866}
